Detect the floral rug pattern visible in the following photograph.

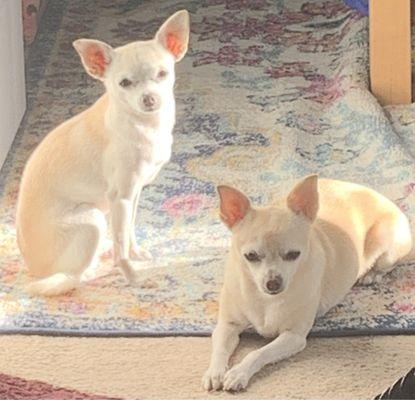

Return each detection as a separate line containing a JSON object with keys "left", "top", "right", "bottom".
{"left": 0, "top": 0, "right": 414, "bottom": 336}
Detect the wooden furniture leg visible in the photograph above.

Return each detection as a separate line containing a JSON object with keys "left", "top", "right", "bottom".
{"left": 369, "top": 0, "right": 412, "bottom": 105}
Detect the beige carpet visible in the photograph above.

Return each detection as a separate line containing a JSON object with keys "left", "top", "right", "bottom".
{"left": 0, "top": 335, "right": 414, "bottom": 399}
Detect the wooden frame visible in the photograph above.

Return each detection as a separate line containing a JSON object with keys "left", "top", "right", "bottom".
{"left": 0, "top": 1, "right": 26, "bottom": 169}
{"left": 369, "top": 0, "right": 412, "bottom": 105}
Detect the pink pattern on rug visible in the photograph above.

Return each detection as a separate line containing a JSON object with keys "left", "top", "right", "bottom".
{"left": 162, "top": 193, "right": 214, "bottom": 218}
{"left": 0, "top": 372, "right": 123, "bottom": 400}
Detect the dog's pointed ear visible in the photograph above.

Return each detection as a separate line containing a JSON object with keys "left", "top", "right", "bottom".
{"left": 155, "top": 10, "right": 190, "bottom": 62}
{"left": 217, "top": 185, "right": 251, "bottom": 229}
{"left": 73, "top": 39, "right": 115, "bottom": 80}
{"left": 287, "top": 175, "right": 319, "bottom": 221}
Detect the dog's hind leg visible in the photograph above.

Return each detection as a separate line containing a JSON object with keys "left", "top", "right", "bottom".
{"left": 359, "top": 213, "right": 412, "bottom": 285}
{"left": 26, "top": 205, "right": 107, "bottom": 296}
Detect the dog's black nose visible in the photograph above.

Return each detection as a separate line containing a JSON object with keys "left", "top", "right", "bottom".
{"left": 142, "top": 94, "right": 157, "bottom": 110}
{"left": 266, "top": 277, "right": 282, "bottom": 293}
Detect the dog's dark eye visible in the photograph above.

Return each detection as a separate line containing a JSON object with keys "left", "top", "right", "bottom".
{"left": 244, "top": 251, "right": 261, "bottom": 263}
{"left": 157, "top": 70, "right": 168, "bottom": 79}
{"left": 282, "top": 250, "right": 301, "bottom": 261}
{"left": 119, "top": 78, "right": 133, "bottom": 88}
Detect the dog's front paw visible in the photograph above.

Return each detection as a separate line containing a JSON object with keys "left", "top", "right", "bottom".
{"left": 202, "top": 365, "right": 227, "bottom": 391}
{"left": 118, "top": 259, "right": 138, "bottom": 284}
{"left": 358, "top": 270, "right": 383, "bottom": 286}
{"left": 129, "top": 245, "right": 152, "bottom": 261}
{"left": 223, "top": 364, "right": 250, "bottom": 392}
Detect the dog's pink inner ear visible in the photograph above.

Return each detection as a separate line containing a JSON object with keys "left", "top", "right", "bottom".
{"left": 166, "top": 33, "right": 184, "bottom": 59}
{"left": 85, "top": 45, "right": 109, "bottom": 78}
{"left": 85, "top": 44, "right": 109, "bottom": 78}
{"left": 156, "top": 11, "right": 189, "bottom": 61}
{"left": 287, "top": 175, "right": 319, "bottom": 221}
{"left": 74, "top": 40, "right": 113, "bottom": 80}
{"left": 218, "top": 186, "right": 250, "bottom": 229}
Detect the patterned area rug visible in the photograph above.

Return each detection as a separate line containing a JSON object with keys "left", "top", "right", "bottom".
{"left": 0, "top": 0, "right": 414, "bottom": 336}
{"left": 0, "top": 373, "right": 122, "bottom": 400}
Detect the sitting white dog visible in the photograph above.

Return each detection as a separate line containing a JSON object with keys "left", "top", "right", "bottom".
{"left": 203, "top": 175, "right": 412, "bottom": 391}
{"left": 16, "top": 10, "right": 189, "bottom": 296}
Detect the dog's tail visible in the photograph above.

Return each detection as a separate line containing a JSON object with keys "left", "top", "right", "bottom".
{"left": 25, "top": 273, "right": 78, "bottom": 296}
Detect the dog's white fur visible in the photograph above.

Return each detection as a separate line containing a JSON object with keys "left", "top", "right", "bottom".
{"left": 16, "top": 10, "right": 190, "bottom": 296}
{"left": 203, "top": 175, "right": 412, "bottom": 391}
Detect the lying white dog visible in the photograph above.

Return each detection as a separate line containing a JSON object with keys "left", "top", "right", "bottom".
{"left": 203, "top": 175, "right": 412, "bottom": 391}
{"left": 16, "top": 10, "right": 190, "bottom": 296}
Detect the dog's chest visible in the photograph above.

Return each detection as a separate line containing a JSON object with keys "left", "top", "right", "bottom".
{"left": 248, "top": 300, "right": 285, "bottom": 338}
{"left": 145, "top": 129, "right": 173, "bottom": 166}
{"left": 107, "top": 123, "right": 173, "bottom": 182}
{"left": 135, "top": 127, "right": 172, "bottom": 180}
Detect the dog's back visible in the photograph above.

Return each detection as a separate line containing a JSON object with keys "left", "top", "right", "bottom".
{"left": 315, "top": 178, "right": 412, "bottom": 314}
{"left": 16, "top": 95, "right": 109, "bottom": 276}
